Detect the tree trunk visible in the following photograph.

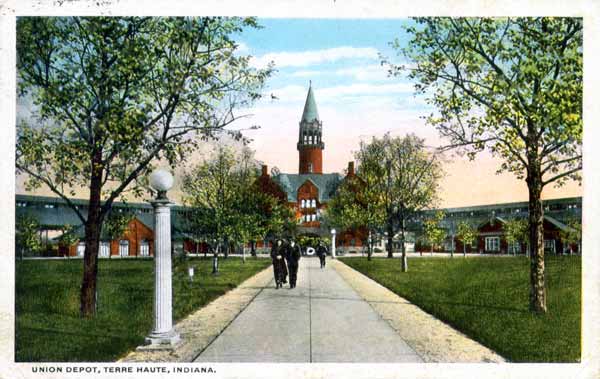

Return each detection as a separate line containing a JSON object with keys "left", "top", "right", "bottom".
{"left": 386, "top": 218, "right": 394, "bottom": 258}
{"left": 450, "top": 235, "right": 454, "bottom": 258}
{"left": 527, "top": 158, "right": 547, "bottom": 314}
{"left": 80, "top": 151, "right": 105, "bottom": 318}
{"left": 463, "top": 244, "right": 466, "bottom": 257}
{"left": 400, "top": 218, "right": 407, "bottom": 272}
{"left": 212, "top": 243, "right": 220, "bottom": 274}
{"left": 251, "top": 241, "right": 256, "bottom": 257}
{"left": 367, "top": 230, "right": 373, "bottom": 261}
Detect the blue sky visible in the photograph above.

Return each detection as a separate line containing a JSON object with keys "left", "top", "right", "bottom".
{"left": 229, "top": 18, "right": 581, "bottom": 207}
{"left": 234, "top": 18, "right": 438, "bottom": 171}
{"left": 238, "top": 18, "right": 426, "bottom": 111}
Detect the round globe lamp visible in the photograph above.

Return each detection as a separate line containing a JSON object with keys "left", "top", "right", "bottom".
{"left": 149, "top": 169, "right": 174, "bottom": 200}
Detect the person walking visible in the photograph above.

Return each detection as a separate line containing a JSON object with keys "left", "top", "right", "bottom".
{"left": 285, "top": 239, "right": 302, "bottom": 288}
{"left": 270, "top": 239, "right": 288, "bottom": 289}
{"left": 316, "top": 240, "right": 328, "bottom": 269}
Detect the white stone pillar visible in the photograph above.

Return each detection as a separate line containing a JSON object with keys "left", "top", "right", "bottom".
{"left": 143, "top": 199, "right": 180, "bottom": 349}
{"left": 331, "top": 229, "right": 337, "bottom": 259}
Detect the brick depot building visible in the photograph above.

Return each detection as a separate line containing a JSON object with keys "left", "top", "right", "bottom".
{"left": 14, "top": 84, "right": 582, "bottom": 257}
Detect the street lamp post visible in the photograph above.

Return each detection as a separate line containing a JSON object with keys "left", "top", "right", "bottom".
{"left": 331, "top": 228, "right": 336, "bottom": 259}
{"left": 142, "top": 169, "right": 181, "bottom": 349}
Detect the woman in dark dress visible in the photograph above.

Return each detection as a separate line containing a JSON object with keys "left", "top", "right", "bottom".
{"left": 285, "top": 239, "right": 302, "bottom": 288}
{"left": 270, "top": 239, "right": 288, "bottom": 289}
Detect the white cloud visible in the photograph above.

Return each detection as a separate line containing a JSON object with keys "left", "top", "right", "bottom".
{"left": 289, "top": 64, "right": 390, "bottom": 81}
{"left": 250, "top": 46, "right": 379, "bottom": 68}
{"left": 319, "top": 82, "right": 414, "bottom": 99}
{"left": 333, "top": 64, "right": 389, "bottom": 81}
{"left": 235, "top": 41, "right": 250, "bottom": 54}
{"left": 290, "top": 70, "right": 323, "bottom": 78}
{"left": 268, "top": 82, "right": 415, "bottom": 104}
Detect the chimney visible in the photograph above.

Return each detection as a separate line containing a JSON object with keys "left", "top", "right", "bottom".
{"left": 261, "top": 165, "right": 268, "bottom": 177}
{"left": 347, "top": 161, "right": 355, "bottom": 176}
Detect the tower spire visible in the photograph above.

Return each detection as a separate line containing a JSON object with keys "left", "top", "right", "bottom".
{"left": 301, "top": 82, "right": 319, "bottom": 124}
{"left": 297, "top": 82, "right": 324, "bottom": 174}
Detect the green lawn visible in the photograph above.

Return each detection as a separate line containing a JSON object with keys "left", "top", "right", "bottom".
{"left": 15, "top": 257, "right": 271, "bottom": 362}
{"left": 340, "top": 255, "right": 581, "bottom": 362}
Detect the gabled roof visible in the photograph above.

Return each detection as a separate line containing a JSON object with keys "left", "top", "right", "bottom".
{"left": 273, "top": 173, "right": 342, "bottom": 202}
{"left": 300, "top": 84, "right": 319, "bottom": 124}
{"left": 477, "top": 216, "right": 508, "bottom": 228}
{"left": 544, "top": 215, "right": 572, "bottom": 232}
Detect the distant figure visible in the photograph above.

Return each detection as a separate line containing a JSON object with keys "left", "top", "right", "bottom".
{"left": 316, "top": 240, "right": 328, "bottom": 269}
{"left": 285, "top": 239, "right": 302, "bottom": 288}
{"left": 270, "top": 239, "right": 288, "bottom": 289}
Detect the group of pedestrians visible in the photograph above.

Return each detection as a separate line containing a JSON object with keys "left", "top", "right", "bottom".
{"left": 270, "top": 239, "right": 330, "bottom": 289}
{"left": 270, "top": 239, "right": 302, "bottom": 289}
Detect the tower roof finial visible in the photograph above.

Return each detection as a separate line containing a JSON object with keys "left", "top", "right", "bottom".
{"left": 301, "top": 82, "right": 319, "bottom": 124}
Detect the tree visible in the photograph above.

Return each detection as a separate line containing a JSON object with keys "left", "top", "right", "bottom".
{"left": 17, "top": 17, "right": 272, "bottom": 316}
{"left": 328, "top": 134, "right": 441, "bottom": 267}
{"left": 387, "top": 134, "right": 443, "bottom": 271}
{"left": 57, "top": 224, "right": 80, "bottom": 257}
{"left": 393, "top": 18, "right": 582, "bottom": 313}
{"left": 16, "top": 215, "right": 42, "bottom": 259}
{"left": 227, "top": 148, "right": 295, "bottom": 261}
{"left": 104, "top": 212, "right": 134, "bottom": 240}
{"left": 182, "top": 146, "right": 295, "bottom": 261}
{"left": 456, "top": 221, "right": 477, "bottom": 257}
{"left": 182, "top": 146, "right": 240, "bottom": 258}
{"left": 325, "top": 163, "right": 385, "bottom": 261}
{"left": 423, "top": 211, "right": 446, "bottom": 255}
{"left": 504, "top": 218, "right": 528, "bottom": 256}
{"left": 559, "top": 218, "right": 582, "bottom": 255}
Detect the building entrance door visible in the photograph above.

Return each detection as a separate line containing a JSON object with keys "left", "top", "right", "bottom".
{"left": 99, "top": 242, "right": 110, "bottom": 258}
{"left": 119, "top": 240, "right": 129, "bottom": 257}
{"left": 76, "top": 242, "right": 85, "bottom": 257}
{"left": 140, "top": 240, "right": 150, "bottom": 257}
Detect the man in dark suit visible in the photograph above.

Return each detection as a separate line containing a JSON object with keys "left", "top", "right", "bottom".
{"left": 285, "top": 239, "right": 302, "bottom": 288}
{"left": 316, "top": 240, "right": 328, "bottom": 269}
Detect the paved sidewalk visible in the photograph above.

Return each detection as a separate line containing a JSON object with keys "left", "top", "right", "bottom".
{"left": 120, "top": 264, "right": 274, "bottom": 362}
{"left": 332, "top": 259, "right": 505, "bottom": 363}
{"left": 194, "top": 258, "right": 423, "bottom": 362}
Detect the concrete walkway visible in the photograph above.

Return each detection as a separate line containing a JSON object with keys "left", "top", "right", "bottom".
{"left": 194, "top": 258, "right": 423, "bottom": 363}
